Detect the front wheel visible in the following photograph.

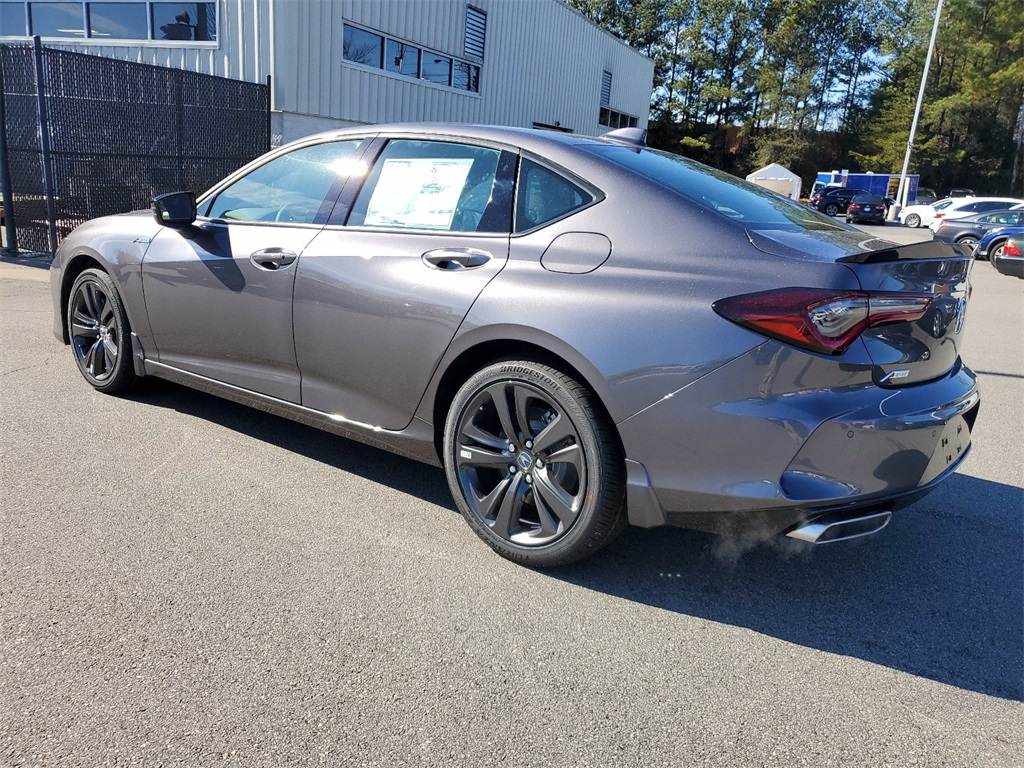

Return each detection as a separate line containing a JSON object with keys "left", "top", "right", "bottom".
{"left": 67, "top": 268, "right": 137, "bottom": 393}
{"left": 443, "top": 360, "right": 625, "bottom": 567}
{"left": 905, "top": 213, "right": 922, "bottom": 228}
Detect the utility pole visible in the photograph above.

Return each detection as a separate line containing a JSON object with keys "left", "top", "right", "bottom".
{"left": 889, "top": 0, "right": 944, "bottom": 221}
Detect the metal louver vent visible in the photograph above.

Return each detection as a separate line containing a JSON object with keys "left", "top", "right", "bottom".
{"left": 465, "top": 6, "right": 486, "bottom": 61}
{"left": 601, "top": 70, "right": 612, "bottom": 106}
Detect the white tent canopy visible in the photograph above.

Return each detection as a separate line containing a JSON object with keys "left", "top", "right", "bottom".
{"left": 745, "top": 163, "right": 802, "bottom": 201}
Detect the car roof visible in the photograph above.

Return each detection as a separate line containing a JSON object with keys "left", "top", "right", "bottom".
{"left": 950, "top": 197, "right": 1022, "bottom": 207}
{"left": 280, "top": 122, "right": 617, "bottom": 157}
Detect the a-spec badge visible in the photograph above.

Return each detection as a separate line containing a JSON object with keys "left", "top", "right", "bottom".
{"left": 880, "top": 369, "right": 910, "bottom": 383}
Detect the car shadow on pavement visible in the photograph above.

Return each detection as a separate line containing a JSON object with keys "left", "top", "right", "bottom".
{"left": 128, "top": 378, "right": 457, "bottom": 510}
{"left": 561, "top": 473, "right": 1023, "bottom": 702}
{"left": 131, "top": 379, "right": 1022, "bottom": 702}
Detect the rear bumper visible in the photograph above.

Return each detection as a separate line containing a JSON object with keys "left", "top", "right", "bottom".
{"left": 617, "top": 342, "right": 979, "bottom": 535}
{"left": 992, "top": 252, "right": 1024, "bottom": 278}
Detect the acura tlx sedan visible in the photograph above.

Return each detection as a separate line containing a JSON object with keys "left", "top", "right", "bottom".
{"left": 50, "top": 124, "right": 979, "bottom": 566}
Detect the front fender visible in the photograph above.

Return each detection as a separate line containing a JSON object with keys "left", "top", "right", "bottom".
{"left": 50, "top": 211, "right": 161, "bottom": 346}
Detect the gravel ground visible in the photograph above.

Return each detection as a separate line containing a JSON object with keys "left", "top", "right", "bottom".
{"left": 1, "top": 247, "right": 1021, "bottom": 767}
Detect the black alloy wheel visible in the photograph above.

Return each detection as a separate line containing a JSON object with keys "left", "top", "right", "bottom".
{"left": 67, "top": 268, "right": 137, "bottom": 393}
{"left": 444, "top": 360, "right": 625, "bottom": 566}
{"left": 825, "top": 204, "right": 840, "bottom": 216}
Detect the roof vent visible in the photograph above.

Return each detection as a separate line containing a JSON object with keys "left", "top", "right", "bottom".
{"left": 603, "top": 127, "right": 646, "bottom": 148}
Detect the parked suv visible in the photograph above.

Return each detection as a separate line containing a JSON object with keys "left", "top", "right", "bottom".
{"left": 809, "top": 187, "right": 868, "bottom": 216}
{"left": 845, "top": 194, "right": 887, "bottom": 225}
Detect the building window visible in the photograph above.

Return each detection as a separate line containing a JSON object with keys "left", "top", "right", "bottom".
{"left": 89, "top": 2, "right": 148, "bottom": 40}
{"left": 0, "top": 1, "right": 217, "bottom": 42}
{"left": 151, "top": 2, "right": 216, "bottom": 42}
{"left": 601, "top": 70, "right": 612, "bottom": 106}
{"left": 342, "top": 22, "right": 479, "bottom": 94}
{"left": 465, "top": 5, "right": 485, "bottom": 61}
{"left": 422, "top": 53, "right": 451, "bottom": 86}
{"left": 28, "top": 2, "right": 83, "bottom": 37}
{"left": 599, "top": 107, "right": 638, "bottom": 129}
{"left": 385, "top": 38, "right": 419, "bottom": 77}
{"left": 0, "top": 2, "right": 27, "bottom": 35}
{"left": 343, "top": 24, "right": 383, "bottom": 67}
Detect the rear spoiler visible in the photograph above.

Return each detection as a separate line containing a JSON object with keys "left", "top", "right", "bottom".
{"left": 837, "top": 239, "right": 973, "bottom": 264}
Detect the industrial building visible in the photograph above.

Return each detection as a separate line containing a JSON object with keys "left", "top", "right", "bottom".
{"left": 0, "top": 0, "right": 655, "bottom": 144}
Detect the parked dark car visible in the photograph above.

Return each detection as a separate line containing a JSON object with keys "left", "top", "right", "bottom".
{"left": 845, "top": 194, "right": 887, "bottom": 224}
{"left": 991, "top": 234, "right": 1024, "bottom": 278}
{"left": 809, "top": 187, "right": 869, "bottom": 216}
{"left": 973, "top": 225, "right": 1024, "bottom": 260}
{"left": 49, "top": 124, "right": 979, "bottom": 566}
{"left": 947, "top": 188, "right": 975, "bottom": 198}
{"left": 915, "top": 187, "right": 939, "bottom": 205}
{"left": 934, "top": 209, "right": 1024, "bottom": 247}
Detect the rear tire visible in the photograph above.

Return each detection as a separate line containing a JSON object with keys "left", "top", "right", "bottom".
{"left": 956, "top": 235, "right": 978, "bottom": 245}
{"left": 825, "top": 204, "right": 839, "bottom": 216}
{"left": 67, "top": 268, "right": 137, "bottom": 394}
{"left": 905, "top": 213, "right": 921, "bottom": 228}
{"left": 988, "top": 240, "right": 1005, "bottom": 262}
{"left": 443, "top": 359, "right": 625, "bottom": 567}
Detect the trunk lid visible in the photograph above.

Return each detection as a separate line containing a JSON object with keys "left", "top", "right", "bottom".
{"left": 748, "top": 230, "right": 972, "bottom": 387}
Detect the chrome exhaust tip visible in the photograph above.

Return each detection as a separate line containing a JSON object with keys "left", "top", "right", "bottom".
{"left": 786, "top": 509, "right": 892, "bottom": 544}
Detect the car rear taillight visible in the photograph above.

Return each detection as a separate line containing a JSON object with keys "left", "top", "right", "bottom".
{"left": 1004, "top": 241, "right": 1022, "bottom": 257}
{"left": 713, "top": 288, "right": 934, "bottom": 355}
{"left": 849, "top": 204, "right": 861, "bottom": 210}
{"left": 934, "top": 212, "right": 945, "bottom": 219}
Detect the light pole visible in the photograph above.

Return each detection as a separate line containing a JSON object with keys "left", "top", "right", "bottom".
{"left": 889, "top": 0, "right": 945, "bottom": 221}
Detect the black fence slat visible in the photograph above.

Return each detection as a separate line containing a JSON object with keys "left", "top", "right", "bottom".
{"left": 0, "top": 42, "right": 270, "bottom": 254}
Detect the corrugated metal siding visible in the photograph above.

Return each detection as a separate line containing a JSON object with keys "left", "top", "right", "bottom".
{"left": 18, "top": 0, "right": 654, "bottom": 135}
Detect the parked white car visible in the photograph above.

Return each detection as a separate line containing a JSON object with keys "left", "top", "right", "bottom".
{"left": 927, "top": 198, "right": 1024, "bottom": 231}
{"left": 899, "top": 198, "right": 956, "bottom": 228}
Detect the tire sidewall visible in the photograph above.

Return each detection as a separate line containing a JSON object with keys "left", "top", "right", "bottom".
{"left": 826, "top": 204, "right": 839, "bottom": 216}
{"left": 67, "top": 268, "right": 135, "bottom": 393}
{"left": 906, "top": 214, "right": 921, "bottom": 228}
{"left": 443, "top": 360, "right": 622, "bottom": 566}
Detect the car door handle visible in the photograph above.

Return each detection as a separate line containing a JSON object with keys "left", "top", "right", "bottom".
{"left": 250, "top": 247, "right": 298, "bottom": 271}
{"left": 422, "top": 248, "right": 491, "bottom": 270}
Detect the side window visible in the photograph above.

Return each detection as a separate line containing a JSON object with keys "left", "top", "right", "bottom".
{"left": 206, "top": 140, "right": 363, "bottom": 224}
{"left": 347, "top": 139, "right": 513, "bottom": 232}
{"left": 515, "top": 158, "right": 593, "bottom": 232}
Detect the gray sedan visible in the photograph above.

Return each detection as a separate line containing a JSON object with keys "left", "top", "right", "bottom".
{"left": 50, "top": 124, "right": 979, "bottom": 566}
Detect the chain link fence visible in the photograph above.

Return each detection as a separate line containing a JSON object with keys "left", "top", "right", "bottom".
{"left": 0, "top": 39, "right": 269, "bottom": 254}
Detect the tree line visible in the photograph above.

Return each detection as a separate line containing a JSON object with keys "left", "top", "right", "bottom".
{"left": 568, "top": 0, "right": 1024, "bottom": 196}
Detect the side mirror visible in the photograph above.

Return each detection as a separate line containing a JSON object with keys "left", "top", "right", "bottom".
{"left": 152, "top": 191, "right": 196, "bottom": 228}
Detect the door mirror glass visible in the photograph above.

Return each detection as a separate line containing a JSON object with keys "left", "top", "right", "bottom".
{"left": 152, "top": 191, "right": 197, "bottom": 228}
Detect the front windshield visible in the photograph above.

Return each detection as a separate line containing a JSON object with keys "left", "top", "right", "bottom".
{"left": 585, "top": 143, "right": 844, "bottom": 231}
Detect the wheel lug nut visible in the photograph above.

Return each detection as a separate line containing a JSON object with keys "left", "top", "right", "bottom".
{"left": 536, "top": 460, "right": 543, "bottom": 469}
{"left": 507, "top": 442, "right": 515, "bottom": 452}
{"left": 525, "top": 474, "right": 532, "bottom": 484}
{"left": 509, "top": 465, "right": 517, "bottom": 474}
{"left": 525, "top": 440, "right": 533, "bottom": 449}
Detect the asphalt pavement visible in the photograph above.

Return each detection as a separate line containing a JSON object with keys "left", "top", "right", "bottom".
{"left": 1, "top": 229, "right": 1022, "bottom": 766}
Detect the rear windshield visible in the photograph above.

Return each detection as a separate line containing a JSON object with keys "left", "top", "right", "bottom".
{"left": 852, "top": 195, "right": 884, "bottom": 204}
{"left": 586, "top": 143, "right": 842, "bottom": 231}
